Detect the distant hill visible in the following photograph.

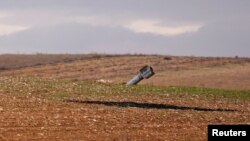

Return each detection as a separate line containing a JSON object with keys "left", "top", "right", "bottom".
{"left": 0, "top": 54, "right": 117, "bottom": 70}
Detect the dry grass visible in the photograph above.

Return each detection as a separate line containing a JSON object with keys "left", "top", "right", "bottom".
{"left": 1, "top": 54, "right": 250, "bottom": 90}
{"left": 0, "top": 77, "right": 249, "bottom": 141}
{"left": 0, "top": 54, "right": 117, "bottom": 70}
{"left": 0, "top": 54, "right": 250, "bottom": 141}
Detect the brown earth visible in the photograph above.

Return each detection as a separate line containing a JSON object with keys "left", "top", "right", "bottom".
{"left": 0, "top": 55, "right": 250, "bottom": 141}
{"left": 1, "top": 55, "right": 250, "bottom": 90}
{"left": 0, "top": 54, "right": 117, "bottom": 70}
{"left": 0, "top": 84, "right": 249, "bottom": 141}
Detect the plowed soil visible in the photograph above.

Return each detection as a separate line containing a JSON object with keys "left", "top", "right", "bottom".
{"left": 0, "top": 55, "right": 249, "bottom": 141}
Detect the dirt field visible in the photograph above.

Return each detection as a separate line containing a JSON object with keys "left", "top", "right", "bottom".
{"left": 2, "top": 55, "right": 250, "bottom": 89}
{"left": 0, "top": 54, "right": 116, "bottom": 70}
{"left": 0, "top": 55, "right": 249, "bottom": 141}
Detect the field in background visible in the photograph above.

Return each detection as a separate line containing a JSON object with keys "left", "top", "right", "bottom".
{"left": 0, "top": 54, "right": 249, "bottom": 141}
{"left": 1, "top": 54, "right": 250, "bottom": 89}
{"left": 0, "top": 54, "right": 117, "bottom": 70}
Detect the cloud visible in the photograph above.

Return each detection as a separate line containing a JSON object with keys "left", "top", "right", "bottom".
{"left": 0, "top": 14, "right": 6, "bottom": 19}
{"left": 0, "top": 24, "right": 29, "bottom": 36}
{"left": 1, "top": 9, "right": 203, "bottom": 37}
{"left": 125, "top": 20, "right": 203, "bottom": 36}
{"left": 75, "top": 16, "right": 203, "bottom": 37}
{"left": 0, "top": 11, "right": 30, "bottom": 36}
{"left": 0, "top": 12, "right": 10, "bottom": 19}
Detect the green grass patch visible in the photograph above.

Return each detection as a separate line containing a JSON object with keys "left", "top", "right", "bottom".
{"left": 108, "top": 84, "right": 250, "bottom": 100}
{"left": 0, "top": 76, "right": 249, "bottom": 101}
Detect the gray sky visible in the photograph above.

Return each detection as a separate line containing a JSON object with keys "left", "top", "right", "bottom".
{"left": 0, "top": 0, "right": 249, "bottom": 57}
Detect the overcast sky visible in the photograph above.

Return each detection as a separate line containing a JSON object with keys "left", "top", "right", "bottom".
{"left": 0, "top": 0, "right": 249, "bottom": 57}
